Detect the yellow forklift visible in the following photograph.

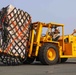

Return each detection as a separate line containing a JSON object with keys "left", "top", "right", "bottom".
{"left": 26, "top": 22, "right": 76, "bottom": 65}
{"left": 0, "top": 21, "right": 76, "bottom": 65}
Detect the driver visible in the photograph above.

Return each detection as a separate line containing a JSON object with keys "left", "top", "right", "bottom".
{"left": 50, "top": 28, "right": 60, "bottom": 41}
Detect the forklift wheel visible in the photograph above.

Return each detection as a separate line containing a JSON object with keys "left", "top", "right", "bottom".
{"left": 39, "top": 43, "right": 59, "bottom": 65}
{"left": 23, "top": 57, "right": 35, "bottom": 64}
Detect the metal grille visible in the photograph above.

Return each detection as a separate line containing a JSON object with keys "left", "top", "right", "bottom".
{"left": 0, "top": 6, "right": 31, "bottom": 65}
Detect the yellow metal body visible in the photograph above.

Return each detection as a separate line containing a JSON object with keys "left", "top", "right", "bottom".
{"left": 60, "top": 35, "right": 76, "bottom": 58}
{"left": 28, "top": 21, "right": 76, "bottom": 59}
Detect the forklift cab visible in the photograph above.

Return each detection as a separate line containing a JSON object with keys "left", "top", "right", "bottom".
{"left": 32, "top": 22, "right": 64, "bottom": 42}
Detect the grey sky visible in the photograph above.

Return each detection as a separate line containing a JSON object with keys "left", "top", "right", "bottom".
{"left": 0, "top": 0, "right": 76, "bottom": 34}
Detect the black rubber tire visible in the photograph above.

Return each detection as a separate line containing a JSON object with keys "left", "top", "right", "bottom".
{"left": 61, "top": 58, "right": 68, "bottom": 63}
{"left": 23, "top": 57, "right": 35, "bottom": 64}
{"left": 39, "top": 43, "right": 59, "bottom": 65}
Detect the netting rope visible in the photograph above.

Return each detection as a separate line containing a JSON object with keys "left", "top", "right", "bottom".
{"left": 0, "top": 6, "right": 31, "bottom": 65}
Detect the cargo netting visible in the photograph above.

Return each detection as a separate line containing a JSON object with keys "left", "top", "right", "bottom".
{"left": 0, "top": 5, "right": 31, "bottom": 65}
